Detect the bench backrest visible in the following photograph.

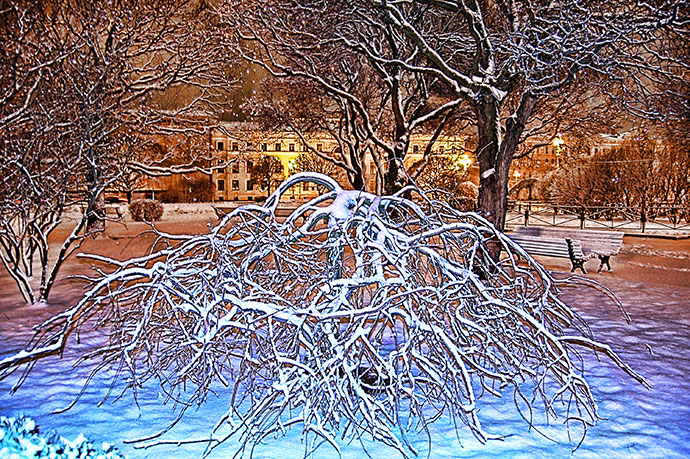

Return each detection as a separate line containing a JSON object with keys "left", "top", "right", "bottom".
{"left": 513, "top": 226, "right": 623, "bottom": 255}
{"left": 506, "top": 234, "right": 584, "bottom": 260}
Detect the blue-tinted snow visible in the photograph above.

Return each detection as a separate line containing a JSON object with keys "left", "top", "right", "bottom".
{"left": 1, "top": 258, "right": 689, "bottom": 458}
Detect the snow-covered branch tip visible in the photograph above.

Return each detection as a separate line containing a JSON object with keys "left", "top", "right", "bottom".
{"left": 0, "top": 172, "right": 648, "bottom": 458}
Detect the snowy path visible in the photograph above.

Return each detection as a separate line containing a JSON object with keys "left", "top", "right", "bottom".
{"left": 1, "top": 236, "right": 689, "bottom": 458}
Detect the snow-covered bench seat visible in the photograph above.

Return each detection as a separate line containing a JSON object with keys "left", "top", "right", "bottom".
{"left": 511, "top": 226, "right": 624, "bottom": 272}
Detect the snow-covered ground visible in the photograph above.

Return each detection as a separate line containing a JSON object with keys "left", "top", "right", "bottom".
{"left": 1, "top": 217, "right": 689, "bottom": 459}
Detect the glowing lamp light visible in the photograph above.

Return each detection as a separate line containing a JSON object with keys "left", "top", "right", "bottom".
{"left": 457, "top": 153, "right": 473, "bottom": 170}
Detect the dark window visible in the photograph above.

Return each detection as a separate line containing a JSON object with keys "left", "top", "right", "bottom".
{"left": 217, "top": 179, "right": 225, "bottom": 191}
{"left": 413, "top": 144, "right": 419, "bottom": 154}
{"left": 231, "top": 142, "right": 239, "bottom": 151}
{"left": 216, "top": 141, "right": 224, "bottom": 151}
{"left": 247, "top": 180, "right": 254, "bottom": 191}
{"left": 289, "top": 143, "right": 295, "bottom": 152}
{"left": 275, "top": 142, "right": 282, "bottom": 152}
{"left": 317, "top": 143, "right": 323, "bottom": 152}
{"left": 247, "top": 160, "right": 254, "bottom": 172}
{"left": 261, "top": 143, "right": 268, "bottom": 152}
{"left": 439, "top": 145, "right": 445, "bottom": 154}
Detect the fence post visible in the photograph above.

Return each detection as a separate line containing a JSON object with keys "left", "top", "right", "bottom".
{"left": 641, "top": 211, "right": 646, "bottom": 233}
{"left": 579, "top": 208, "right": 585, "bottom": 229}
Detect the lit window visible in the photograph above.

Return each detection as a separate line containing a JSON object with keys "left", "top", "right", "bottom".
{"left": 232, "top": 162, "right": 239, "bottom": 173}
{"left": 232, "top": 180, "right": 239, "bottom": 191}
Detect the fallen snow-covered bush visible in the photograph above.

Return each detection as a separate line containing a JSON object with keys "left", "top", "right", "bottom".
{"left": 0, "top": 415, "right": 125, "bottom": 458}
{"left": 0, "top": 173, "right": 648, "bottom": 458}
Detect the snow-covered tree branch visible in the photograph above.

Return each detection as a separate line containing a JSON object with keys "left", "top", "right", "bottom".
{"left": 224, "top": 0, "right": 687, "bottom": 235}
{"left": 0, "top": 173, "right": 648, "bottom": 457}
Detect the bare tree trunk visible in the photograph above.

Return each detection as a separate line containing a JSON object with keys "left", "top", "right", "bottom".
{"left": 87, "top": 190, "right": 106, "bottom": 236}
{"left": 476, "top": 94, "right": 537, "bottom": 232}
{"left": 475, "top": 96, "right": 505, "bottom": 230}
{"left": 384, "top": 147, "right": 407, "bottom": 195}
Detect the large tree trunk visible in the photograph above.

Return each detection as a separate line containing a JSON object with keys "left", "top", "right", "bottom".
{"left": 476, "top": 93, "right": 538, "bottom": 232}
{"left": 347, "top": 162, "right": 366, "bottom": 191}
{"left": 87, "top": 191, "right": 106, "bottom": 235}
{"left": 475, "top": 96, "right": 506, "bottom": 230}
{"left": 384, "top": 149, "right": 407, "bottom": 195}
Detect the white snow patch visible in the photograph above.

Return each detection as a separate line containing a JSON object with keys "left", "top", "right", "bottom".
{"left": 482, "top": 168, "right": 495, "bottom": 179}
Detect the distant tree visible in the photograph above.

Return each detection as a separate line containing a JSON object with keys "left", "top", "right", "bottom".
{"left": 293, "top": 150, "right": 339, "bottom": 177}
{"left": 657, "top": 123, "right": 690, "bottom": 209}
{"left": 228, "top": 0, "right": 686, "bottom": 236}
{"left": 548, "top": 131, "right": 690, "bottom": 220}
{"left": 0, "top": 0, "right": 232, "bottom": 303}
{"left": 412, "top": 153, "right": 477, "bottom": 210}
{"left": 233, "top": 3, "right": 473, "bottom": 195}
{"left": 249, "top": 156, "right": 285, "bottom": 197}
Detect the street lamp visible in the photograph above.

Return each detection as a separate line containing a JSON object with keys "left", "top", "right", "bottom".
{"left": 457, "top": 153, "right": 473, "bottom": 170}
{"left": 552, "top": 134, "right": 565, "bottom": 158}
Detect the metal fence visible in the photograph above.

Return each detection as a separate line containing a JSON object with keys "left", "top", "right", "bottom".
{"left": 506, "top": 201, "right": 690, "bottom": 233}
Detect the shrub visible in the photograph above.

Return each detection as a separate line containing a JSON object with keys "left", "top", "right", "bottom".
{"left": 158, "top": 190, "right": 182, "bottom": 203}
{"left": 5, "top": 173, "right": 645, "bottom": 457}
{"left": 128, "top": 199, "right": 163, "bottom": 222}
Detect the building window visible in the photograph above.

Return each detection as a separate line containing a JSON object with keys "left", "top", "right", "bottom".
{"left": 439, "top": 145, "right": 445, "bottom": 154}
{"left": 231, "top": 141, "right": 239, "bottom": 151}
{"left": 317, "top": 143, "right": 323, "bottom": 152}
{"left": 232, "top": 180, "right": 239, "bottom": 191}
{"left": 289, "top": 143, "right": 295, "bottom": 152}
{"left": 413, "top": 144, "right": 419, "bottom": 154}
{"left": 232, "top": 161, "right": 239, "bottom": 173}
{"left": 275, "top": 142, "right": 282, "bottom": 152}
{"left": 217, "top": 179, "right": 225, "bottom": 191}
{"left": 247, "top": 180, "right": 254, "bottom": 191}
{"left": 247, "top": 160, "right": 254, "bottom": 173}
{"left": 261, "top": 143, "right": 268, "bottom": 152}
{"left": 216, "top": 141, "right": 225, "bottom": 151}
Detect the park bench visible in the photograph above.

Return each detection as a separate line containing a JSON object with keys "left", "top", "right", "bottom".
{"left": 105, "top": 204, "right": 122, "bottom": 218}
{"left": 510, "top": 227, "right": 624, "bottom": 272}
{"left": 506, "top": 232, "right": 590, "bottom": 273}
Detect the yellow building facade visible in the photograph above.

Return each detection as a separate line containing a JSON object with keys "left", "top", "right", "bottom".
{"left": 210, "top": 122, "right": 469, "bottom": 201}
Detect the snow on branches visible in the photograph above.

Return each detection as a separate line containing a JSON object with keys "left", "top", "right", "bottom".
{"left": 0, "top": 173, "right": 648, "bottom": 457}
